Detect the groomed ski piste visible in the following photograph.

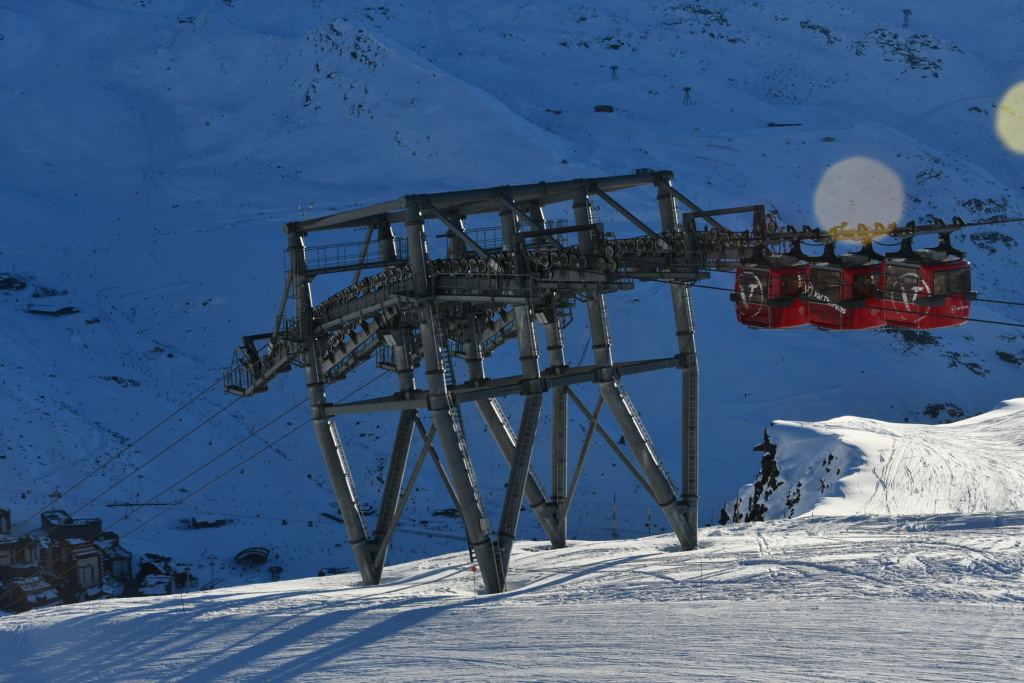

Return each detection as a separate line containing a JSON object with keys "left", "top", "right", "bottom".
{"left": 3, "top": 401, "right": 1024, "bottom": 682}
{"left": 1, "top": 516, "right": 1022, "bottom": 681}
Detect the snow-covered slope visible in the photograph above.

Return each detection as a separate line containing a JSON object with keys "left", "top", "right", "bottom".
{"left": 2, "top": 515, "right": 1023, "bottom": 681}
{"left": 726, "top": 399, "right": 1024, "bottom": 522}
{"left": 2, "top": 0, "right": 1024, "bottom": 583}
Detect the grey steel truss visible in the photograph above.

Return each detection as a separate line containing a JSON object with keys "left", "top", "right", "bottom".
{"left": 224, "top": 170, "right": 967, "bottom": 593}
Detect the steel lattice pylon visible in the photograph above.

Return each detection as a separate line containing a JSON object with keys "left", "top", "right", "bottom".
{"left": 225, "top": 171, "right": 972, "bottom": 593}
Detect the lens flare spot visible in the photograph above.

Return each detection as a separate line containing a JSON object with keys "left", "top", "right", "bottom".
{"left": 996, "top": 82, "right": 1024, "bottom": 154}
{"left": 814, "top": 156, "right": 905, "bottom": 231}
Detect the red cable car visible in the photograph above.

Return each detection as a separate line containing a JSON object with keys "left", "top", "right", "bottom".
{"left": 804, "top": 245, "right": 885, "bottom": 330}
{"left": 880, "top": 235, "right": 976, "bottom": 329}
{"left": 731, "top": 256, "right": 809, "bottom": 329}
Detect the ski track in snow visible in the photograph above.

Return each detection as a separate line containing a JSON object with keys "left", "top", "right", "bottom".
{"left": 733, "top": 400, "right": 1024, "bottom": 522}
{"left": 3, "top": 514, "right": 1024, "bottom": 681}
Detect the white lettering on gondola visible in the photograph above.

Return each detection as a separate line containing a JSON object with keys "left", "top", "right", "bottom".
{"left": 804, "top": 282, "right": 847, "bottom": 315}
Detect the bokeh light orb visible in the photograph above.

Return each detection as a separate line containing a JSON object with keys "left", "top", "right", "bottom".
{"left": 814, "top": 156, "right": 905, "bottom": 231}
{"left": 996, "top": 82, "right": 1024, "bottom": 155}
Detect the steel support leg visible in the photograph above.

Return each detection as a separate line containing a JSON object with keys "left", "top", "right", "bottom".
{"left": 407, "top": 202, "right": 501, "bottom": 592}
{"left": 531, "top": 203, "right": 569, "bottom": 543}
{"left": 421, "top": 316, "right": 501, "bottom": 593}
{"left": 495, "top": 306, "right": 545, "bottom": 575}
{"left": 486, "top": 210, "right": 547, "bottom": 581}
{"left": 671, "top": 284, "right": 699, "bottom": 548}
{"left": 574, "top": 189, "right": 692, "bottom": 550}
{"left": 289, "top": 231, "right": 376, "bottom": 584}
{"left": 661, "top": 177, "right": 699, "bottom": 549}
{"left": 306, "top": 388, "right": 375, "bottom": 583}
{"left": 497, "top": 393, "right": 543, "bottom": 573}
{"left": 542, "top": 318, "right": 569, "bottom": 544}
{"left": 597, "top": 380, "right": 691, "bottom": 539}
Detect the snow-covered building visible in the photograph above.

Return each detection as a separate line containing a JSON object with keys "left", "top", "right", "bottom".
{"left": 43, "top": 539, "right": 103, "bottom": 595}
{"left": 39, "top": 509, "right": 72, "bottom": 531}
{"left": 93, "top": 532, "right": 133, "bottom": 581}
{"left": 0, "top": 522, "right": 131, "bottom": 611}
{"left": 0, "top": 538, "right": 18, "bottom": 567}
{"left": 137, "top": 574, "right": 173, "bottom": 596}
{"left": 3, "top": 577, "right": 62, "bottom": 613}
{"left": 41, "top": 510, "right": 101, "bottom": 543}
{"left": 0, "top": 535, "right": 41, "bottom": 569}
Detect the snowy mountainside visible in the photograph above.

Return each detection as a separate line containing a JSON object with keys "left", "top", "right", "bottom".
{"left": 1, "top": 0, "right": 1024, "bottom": 585}
{"left": 726, "top": 398, "right": 1024, "bottom": 522}
{"left": 2, "top": 515, "right": 1024, "bottom": 681}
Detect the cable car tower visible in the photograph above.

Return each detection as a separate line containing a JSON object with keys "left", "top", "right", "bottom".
{"left": 225, "top": 171, "right": 975, "bottom": 594}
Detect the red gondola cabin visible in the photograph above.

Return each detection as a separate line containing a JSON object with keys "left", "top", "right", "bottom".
{"left": 804, "top": 256, "right": 885, "bottom": 330}
{"left": 732, "top": 260, "right": 809, "bottom": 329}
{"left": 880, "top": 252, "right": 975, "bottom": 329}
